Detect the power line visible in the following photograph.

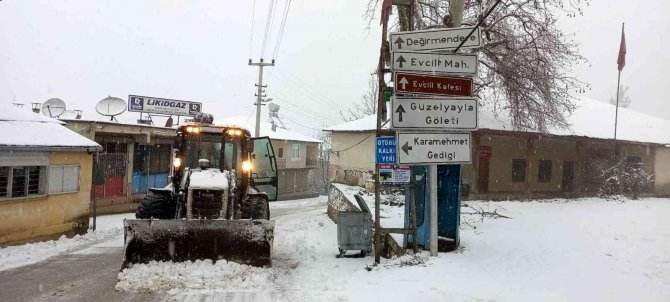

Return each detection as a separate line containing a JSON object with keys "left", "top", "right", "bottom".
{"left": 279, "top": 113, "right": 321, "bottom": 131}
{"left": 272, "top": 69, "right": 341, "bottom": 107}
{"left": 248, "top": 0, "right": 257, "bottom": 58}
{"left": 269, "top": 93, "right": 340, "bottom": 124}
{"left": 270, "top": 71, "right": 340, "bottom": 109}
{"left": 329, "top": 120, "right": 389, "bottom": 152}
{"left": 272, "top": 0, "right": 292, "bottom": 60}
{"left": 260, "top": 0, "right": 278, "bottom": 58}
{"left": 245, "top": 107, "right": 256, "bottom": 125}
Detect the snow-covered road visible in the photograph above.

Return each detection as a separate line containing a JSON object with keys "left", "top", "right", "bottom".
{"left": 1, "top": 196, "right": 669, "bottom": 302}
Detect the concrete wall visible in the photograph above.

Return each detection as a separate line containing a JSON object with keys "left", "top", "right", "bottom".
{"left": 0, "top": 151, "right": 92, "bottom": 245}
{"left": 329, "top": 131, "right": 376, "bottom": 186}
{"left": 654, "top": 147, "right": 670, "bottom": 196}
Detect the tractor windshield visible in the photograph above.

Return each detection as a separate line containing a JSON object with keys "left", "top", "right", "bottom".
{"left": 183, "top": 134, "right": 243, "bottom": 171}
{"left": 184, "top": 135, "right": 222, "bottom": 169}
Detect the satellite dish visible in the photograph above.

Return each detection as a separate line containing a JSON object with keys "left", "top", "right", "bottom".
{"left": 268, "top": 103, "right": 280, "bottom": 113}
{"left": 95, "top": 96, "right": 127, "bottom": 121}
{"left": 41, "top": 98, "right": 66, "bottom": 118}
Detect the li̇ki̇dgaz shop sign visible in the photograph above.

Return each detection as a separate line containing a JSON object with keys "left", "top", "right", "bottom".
{"left": 128, "top": 95, "right": 202, "bottom": 116}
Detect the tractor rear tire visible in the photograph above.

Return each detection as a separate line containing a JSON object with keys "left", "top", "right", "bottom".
{"left": 136, "top": 194, "right": 174, "bottom": 219}
{"left": 241, "top": 196, "right": 270, "bottom": 220}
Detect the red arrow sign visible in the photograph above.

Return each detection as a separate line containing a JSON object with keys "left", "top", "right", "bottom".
{"left": 394, "top": 72, "right": 473, "bottom": 97}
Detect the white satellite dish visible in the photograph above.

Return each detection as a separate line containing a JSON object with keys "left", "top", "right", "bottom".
{"left": 95, "top": 96, "right": 127, "bottom": 121}
{"left": 41, "top": 98, "right": 67, "bottom": 118}
{"left": 268, "top": 103, "right": 280, "bottom": 113}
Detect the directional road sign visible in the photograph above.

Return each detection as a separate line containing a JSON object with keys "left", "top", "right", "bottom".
{"left": 394, "top": 72, "right": 473, "bottom": 97}
{"left": 390, "top": 27, "right": 482, "bottom": 52}
{"left": 392, "top": 97, "right": 478, "bottom": 130}
{"left": 392, "top": 51, "right": 478, "bottom": 76}
{"left": 396, "top": 132, "right": 472, "bottom": 164}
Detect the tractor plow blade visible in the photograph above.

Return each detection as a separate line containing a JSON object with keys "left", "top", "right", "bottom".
{"left": 123, "top": 219, "right": 274, "bottom": 268}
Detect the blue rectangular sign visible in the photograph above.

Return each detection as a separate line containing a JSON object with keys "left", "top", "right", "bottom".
{"left": 376, "top": 136, "right": 397, "bottom": 164}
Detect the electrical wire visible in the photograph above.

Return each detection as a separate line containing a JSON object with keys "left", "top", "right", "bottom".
{"left": 245, "top": 107, "right": 256, "bottom": 125}
{"left": 248, "top": 0, "right": 257, "bottom": 58}
{"left": 329, "top": 120, "right": 389, "bottom": 153}
{"left": 270, "top": 71, "right": 340, "bottom": 109}
{"left": 271, "top": 0, "right": 292, "bottom": 60}
{"left": 260, "top": 0, "right": 278, "bottom": 59}
{"left": 279, "top": 113, "right": 321, "bottom": 131}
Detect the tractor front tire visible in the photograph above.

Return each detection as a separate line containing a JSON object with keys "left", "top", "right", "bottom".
{"left": 136, "top": 194, "right": 174, "bottom": 219}
{"left": 241, "top": 196, "right": 270, "bottom": 220}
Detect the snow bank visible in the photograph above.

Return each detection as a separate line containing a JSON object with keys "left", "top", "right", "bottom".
{"left": 116, "top": 259, "right": 273, "bottom": 295}
{"left": 0, "top": 227, "right": 122, "bottom": 271}
{"left": 270, "top": 196, "right": 327, "bottom": 209}
{"left": 188, "top": 169, "right": 229, "bottom": 190}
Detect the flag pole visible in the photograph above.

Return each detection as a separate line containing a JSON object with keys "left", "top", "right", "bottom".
{"left": 614, "top": 69, "right": 621, "bottom": 140}
{"left": 614, "top": 22, "right": 625, "bottom": 140}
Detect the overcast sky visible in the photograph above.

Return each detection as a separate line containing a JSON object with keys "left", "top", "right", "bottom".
{"left": 1, "top": 1, "right": 668, "bottom": 136}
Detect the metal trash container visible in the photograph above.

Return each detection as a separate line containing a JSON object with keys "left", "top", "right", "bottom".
{"left": 337, "top": 194, "right": 373, "bottom": 257}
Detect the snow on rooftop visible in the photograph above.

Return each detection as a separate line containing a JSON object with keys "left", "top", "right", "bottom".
{"left": 0, "top": 103, "right": 100, "bottom": 150}
{"left": 0, "top": 103, "right": 64, "bottom": 124}
{"left": 325, "top": 97, "right": 670, "bottom": 145}
{"left": 215, "top": 116, "right": 322, "bottom": 143}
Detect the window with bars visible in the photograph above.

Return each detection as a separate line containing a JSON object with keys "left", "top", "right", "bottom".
{"left": 0, "top": 166, "right": 45, "bottom": 199}
{"left": 512, "top": 159, "right": 526, "bottom": 183}
{"left": 538, "top": 160, "right": 552, "bottom": 183}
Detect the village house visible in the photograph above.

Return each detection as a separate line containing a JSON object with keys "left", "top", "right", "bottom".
{"left": 0, "top": 104, "right": 100, "bottom": 245}
{"left": 62, "top": 119, "right": 175, "bottom": 214}
{"left": 325, "top": 98, "right": 670, "bottom": 199}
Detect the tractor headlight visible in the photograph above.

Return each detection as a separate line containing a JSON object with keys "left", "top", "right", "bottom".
{"left": 173, "top": 157, "right": 182, "bottom": 168}
{"left": 186, "top": 126, "right": 201, "bottom": 134}
{"left": 242, "top": 160, "right": 252, "bottom": 172}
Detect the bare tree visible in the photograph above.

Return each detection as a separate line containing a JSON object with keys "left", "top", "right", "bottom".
{"left": 310, "top": 130, "right": 332, "bottom": 195}
{"left": 365, "top": 0, "right": 590, "bottom": 132}
{"left": 340, "top": 73, "right": 378, "bottom": 121}
{"left": 609, "top": 85, "right": 631, "bottom": 108}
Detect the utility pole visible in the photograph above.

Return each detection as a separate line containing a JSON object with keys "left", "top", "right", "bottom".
{"left": 249, "top": 59, "right": 275, "bottom": 137}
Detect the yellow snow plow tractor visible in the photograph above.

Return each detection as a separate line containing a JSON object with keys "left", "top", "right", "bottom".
{"left": 123, "top": 114, "right": 278, "bottom": 268}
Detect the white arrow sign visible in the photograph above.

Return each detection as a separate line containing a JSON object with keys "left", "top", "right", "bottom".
{"left": 390, "top": 27, "right": 482, "bottom": 52}
{"left": 392, "top": 51, "right": 478, "bottom": 76}
{"left": 392, "top": 97, "right": 478, "bottom": 130}
{"left": 396, "top": 132, "right": 472, "bottom": 165}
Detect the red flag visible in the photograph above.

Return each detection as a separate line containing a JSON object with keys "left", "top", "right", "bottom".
{"left": 380, "top": 0, "right": 392, "bottom": 25}
{"left": 617, "top": 23, "right": 626, "bottom": 71}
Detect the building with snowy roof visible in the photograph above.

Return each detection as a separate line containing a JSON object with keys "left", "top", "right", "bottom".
{"left": 0, "top": 104, "right": 101, "bottom": 245}
{"left": 325, "top": 98, "right": 670, "bottom": 198}
{"left": 61, "top": 119, "right": 177, "bottom": 214}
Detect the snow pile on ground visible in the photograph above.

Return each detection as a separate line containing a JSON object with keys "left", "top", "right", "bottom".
{"left": 116, "top": 259, "right": 273, "bottom": 296}
{"left": 270, "top": 196, "right": 328, "bottom": 209}
{"left": 0, "top": 227, "right": 122, "bottom": 271}
{"left": 316, "top": 197, "right": 670, "bottom": 301}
